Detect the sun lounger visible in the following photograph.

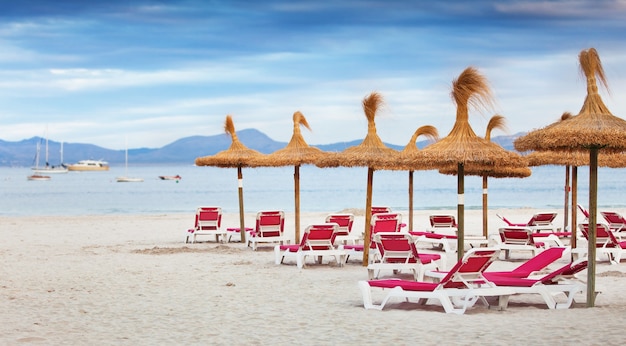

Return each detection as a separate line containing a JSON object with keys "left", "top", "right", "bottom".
{"left": 246, "top": 210, "right": 290, "bottom": 250}
{"left": 492, "top": 227, "right": 564, "bottom": 260}
{"left": 575, "top": 223, "right": 626, "bottom": 264}
{"left": 484, "top": 259, "right": 588, "bottom": 309}
{"left": 367, "top": 232, "right": 444, "bottom": 281}
{"left": 497, "top": 212, "right": 564, "bottom": 234}
{"left": 340, "top": 212, "right": 402, "bottom": 264}
{"left": 600, "top": 211, "right": 626, "bottom": 238}
{"left": 185, "top": 206, "right": 228, "bottom": 243}
{"left": 325, "top": 213, "right": 359, "bottom": 245}
{"left": 274, "top": 223, "right": 343, "bottom": 269}
{"left": 359, "top": 248, "right": 515, "bottom": 314}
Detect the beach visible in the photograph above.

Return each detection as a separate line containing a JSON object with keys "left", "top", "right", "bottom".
{"left": 2, "top": 208, "right": 626, "bottom": 345}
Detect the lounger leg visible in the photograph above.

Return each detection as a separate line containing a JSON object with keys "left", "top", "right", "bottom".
{"left": 273, "top": 245, "right": 282, "bottom": 265}
{"left": 358, "top": 281, "right": 384, "bottom": 310}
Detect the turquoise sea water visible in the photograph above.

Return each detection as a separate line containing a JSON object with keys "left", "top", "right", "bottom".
{"left": 0, "top": 164, "right": 625, "bottom": 216}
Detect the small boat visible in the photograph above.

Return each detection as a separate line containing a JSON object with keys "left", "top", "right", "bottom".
{"left": 27, "top": 174, "right": 51, "bottom": 181}
{"left": 159, "top": 175, "right": 182, "bottom": 181}
{"left": 116, "top": 138, "right": 143, "bottom": 183}
{"left": 67, "top": 159, "right": 109, "bottom": 171}
{"left": 116, "top": 176, "right": 144, "bottom": 183}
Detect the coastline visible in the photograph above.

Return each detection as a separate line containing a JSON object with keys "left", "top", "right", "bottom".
{"left": 2, "top": 209, "right": 626, "bottom": 344}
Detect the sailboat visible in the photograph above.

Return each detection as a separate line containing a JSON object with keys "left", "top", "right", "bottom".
{"left": 116, "top": 138, "right": 143, "bottom": 182}
{"left": 28, "top": 141, "right": 51, "bottom": 181}
{"left": 32, "top": 129, "right": 68, "bottom": 174}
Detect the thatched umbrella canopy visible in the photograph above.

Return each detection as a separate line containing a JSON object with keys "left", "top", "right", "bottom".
{"left": 250, "top": 111, "right": 328, "bottom": 243}
{"left": 316, "top": 91, "right": 399, "bottom": 265}
{"left": 439, "top": 115, "right": 531, "bottom": 238}
{"left": 373, "top": 125, "right": 439, "bottom": 232}
{"left": 514, "top": 48, "right": 626, "bottom": 307}
{"left": 195, "top": 115, "right": 264, "bottom": 242}
{"left": 408, "top": 67, "right": 528, "bottom": 261}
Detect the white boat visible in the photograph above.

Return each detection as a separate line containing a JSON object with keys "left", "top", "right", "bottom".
{"left": 116, "top": 138, "right": 143, "bottom": 183}
{"left": 33, "top": 140, "right": 68, "bottom": 174}
{"left": 67, "top": 159, "right": 110, "bottom": 171}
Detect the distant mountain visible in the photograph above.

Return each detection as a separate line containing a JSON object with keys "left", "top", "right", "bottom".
{"left": 0, "top": 129, "right": 522, "bottom": 167}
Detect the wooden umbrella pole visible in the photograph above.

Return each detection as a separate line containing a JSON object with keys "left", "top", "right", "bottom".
{"left": 409, "top": 171, "right": 414, "bottom": 232}
{"left": 482, "top": 175, "right": 488, "bottom": 238}
{"left": 294, "top": 165, "right": 301, "bottom": 244}
{"left": 457, "top": 162, "right": 465, "bottom": 262}
{"left": 571, "top": 166, "right": 578, "bottom": 250}
{"left": 238, "top": 166, "right": 246, "bottom": 243}
{"left": 587, "top": 148, "right": 598, "bottom": 307}
{"left": 363, "top": 167, "right": 374, "bottom": 266}
{"left": 564, "top": 165, "right": 570, "bottom": 233}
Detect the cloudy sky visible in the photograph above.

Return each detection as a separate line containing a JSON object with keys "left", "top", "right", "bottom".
{"left": 1, "top": 0, "right": 625, "bottom": 150}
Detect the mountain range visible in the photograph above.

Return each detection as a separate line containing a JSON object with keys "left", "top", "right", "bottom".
{"left": 0, "top": 129, "right": 523, "bottom": 167}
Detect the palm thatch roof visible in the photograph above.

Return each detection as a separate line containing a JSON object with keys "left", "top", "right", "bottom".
{"left": 316, "top": 92, "right": 399, "bottom": 168}
{"left": 251, "top": 111, "right": 327, "bottom": 166}
{"left": 408, "top": 67, "right": 527, "bottom": 169}
{"left": 438, "top": 115, "right": 531, "bottom": 177}
{"left": 374, "top": 125, "right": 439, "bottom": 171}
{"left": 195, "top": 115, "right": 264, "bottom": 167}
{"left": 515, "top": 48, "right": 626, "bottom": 153}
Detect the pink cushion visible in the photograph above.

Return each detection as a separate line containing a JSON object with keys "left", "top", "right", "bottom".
{"left": 367, "top": 279, "right": 438, "bottom": 291}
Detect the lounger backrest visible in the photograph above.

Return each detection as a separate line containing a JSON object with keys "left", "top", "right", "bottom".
{"left": 429, "top": 215, "right": 457, "bottom": 228}
{"left": 371, "top": 206, "right": 392, "bottom": 215}
{"left": 325, "top": 214, "right": 354, "bottom": 236}
{"left": 577, "top": 204, "right": 590, "bottom": 219}
{"left": 372, "top": 232, "right": 418, "bottom": 264}
{"left": 499, "top": 227, "right": 534, "bottom": 245}
{"left": 601, "top": 211, "right": 626, "bottom": 229}
{"left": 439, "top": 248, "right": 499, "bottom": 289}
{"left": 538, "top": 259, "right": 588, "bottom": 285}
{"left": 510, "top": 247, "right": 567, "bottom": 276}
{"left": 300, "top": 223, "right": 337, "bottom": 250}
{"left": 529, "top": 213, "right": 557, "bottom": 226}
{"left": 371, "top": 213, "right": 402, "bottom": 234}
{"left": 197, "top": 207, "right": 222, "bottom": 230}
{"left": 579, "top": 223, "right": 618, "bottom": 248}
{"left": 256, "top": 210, "right": 285, "bottom": 238}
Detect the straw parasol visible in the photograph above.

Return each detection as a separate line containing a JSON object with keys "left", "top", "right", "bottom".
{"left": 408, "top": 67, "right": 528, "bottom": 261}
{"left": 373, "top": 125, "right": 439, "bottom": 232}
{"left": 195, "top": 115, "right": 264, "bottom": 242}
{"left": 438, "top": 115, "right": 531, "bottom": 238}
{"left": 315, "top": 91, "right": 399, "bottom": 266}
{"left": 250, "top": 111, "right": 328, "bottom": 243}
{"left": 515, "top": 48, "right": 626, "bottom": 307}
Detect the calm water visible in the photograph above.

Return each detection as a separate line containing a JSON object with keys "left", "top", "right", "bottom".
{"left": 1, "top": 164, "right": 625, "bottom": 216}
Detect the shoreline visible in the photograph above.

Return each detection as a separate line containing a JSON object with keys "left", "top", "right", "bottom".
{"left": 2, "top": 209, "right": 626, "bottom": 344}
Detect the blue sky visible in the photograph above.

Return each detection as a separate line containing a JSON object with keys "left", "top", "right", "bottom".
{"left": 1, "top": 0, "right": 626, "bottom": 150}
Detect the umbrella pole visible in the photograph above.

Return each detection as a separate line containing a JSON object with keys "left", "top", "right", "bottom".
{"left": 482, "top": 175, "right": 488, "bottom": 238}
{"left": 457, "top": 162, "right": 464, "bottom": 262}
{"left": 563, "top": 165, "right": 570, "bottom": 233}
{"left": 587, "top": 148, "right": 598, "bottom": 307}
{"left": 571, "top": 166, "right": 578, "bottom": 250}
{"left": 363, "top": 167, "right": 374, "bottom": 266}
{"left": 294, "top": 165, "right": 301, "bottom": 244}
{"left": 409, "top": 171, "right": 414, "bottom": 232}
{"left": 238, "top": 166, "right": 246, "bottom": 243}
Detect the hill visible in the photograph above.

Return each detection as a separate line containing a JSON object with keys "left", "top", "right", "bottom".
{"left": 0, "top": 129, "right": 521, "bottom": 167}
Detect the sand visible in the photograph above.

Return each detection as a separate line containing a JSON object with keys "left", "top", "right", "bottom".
{"left": 2, "top": 208, "right": 626, "bottom": 345}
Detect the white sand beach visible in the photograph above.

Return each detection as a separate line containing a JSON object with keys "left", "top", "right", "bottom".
{"left": 2, "top": 208, "right": 626, "bottom": 345}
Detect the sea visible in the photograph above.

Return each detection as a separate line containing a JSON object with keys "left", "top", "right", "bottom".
{"left": 1, "top": 164, "right": 625, "bottom": 217}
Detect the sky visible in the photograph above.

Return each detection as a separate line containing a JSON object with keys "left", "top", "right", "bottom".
{"left": 1, "top": 0, "right": 626, "bottom": 150}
